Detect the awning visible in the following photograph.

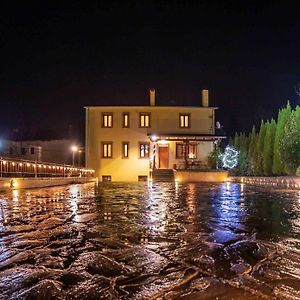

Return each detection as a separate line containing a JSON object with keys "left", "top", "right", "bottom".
{"left": 147, "top": 133, "right": 226, "bottom": 142}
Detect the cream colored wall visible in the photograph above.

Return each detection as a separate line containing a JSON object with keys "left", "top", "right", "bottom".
{"left": 86, "top": 106, "right": 216, "bottom": 181}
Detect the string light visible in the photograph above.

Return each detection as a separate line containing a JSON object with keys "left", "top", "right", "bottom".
{"left": 221, "top": 145, "right": 239, "bottom": 169}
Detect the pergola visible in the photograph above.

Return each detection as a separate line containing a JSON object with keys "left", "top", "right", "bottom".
{"left": 148, "top": 133, "right": 226, "bottom": 169}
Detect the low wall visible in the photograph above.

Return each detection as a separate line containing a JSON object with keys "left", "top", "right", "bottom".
{"left": 231, "top": 176, "right": 300, "bottom": 189}
{"left": 0, "top": 177, "right": 96, "bottom": 191}
{"left": 175, "top": 170, "right": 228, "bottom": 182}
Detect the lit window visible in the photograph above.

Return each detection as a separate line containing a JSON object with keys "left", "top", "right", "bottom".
{"left": 122, "top": 142, "right": 129, "bottom": 158}
{"left": 102, "top": 142, "right": 113, "bottom": 158}
{"left": 176, "top": 143, "right": 197, "bottom": 159}
{"left": 139, "top": 113, "right": 151, "bottom": 128}
{"left": 102, "top": 113, "right": 113, "bottom": 128}
{"left": 139, "top": 142, "right": 150, "bottom": 158}
{"left": 179, "top": 113, "right": 190, "bottom": 128}
{"left": 123, "top": 113, "right": 130, "bottom": 128}
{"left": 102, "top": 175, "right": 111, "bottom": 181}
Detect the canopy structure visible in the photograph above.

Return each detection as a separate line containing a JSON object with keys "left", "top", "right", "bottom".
{"left": 147, "top": 133, "right": 226, "bottom": 169}
{"left": 147, "top": 133, "right": 226, "bottom": 142}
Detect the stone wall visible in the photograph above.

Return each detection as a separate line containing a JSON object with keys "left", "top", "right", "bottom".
{"left": 175, "top": 170, "right": 228, "bottom": 182}
{"left": 0, "top": 177, "right": 96, "bottom": 191}
{"left": 231, "top": 176, "right": 300, "bottom": 189}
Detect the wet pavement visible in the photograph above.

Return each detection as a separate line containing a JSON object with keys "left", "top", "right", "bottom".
{"left": 0, "top": 182, "right": 300, "bottom": 299}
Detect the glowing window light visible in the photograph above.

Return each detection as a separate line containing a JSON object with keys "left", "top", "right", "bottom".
{"left": 19, "top": 163, "right": 23, "bottom": 167}
{"left": 12, "top": 162, "right": 15, "bottom": 166}
{"left": 38, "top": 164, "right": 42, "bottom": 168}
{"left": 26, "top": 163, "right": 30, "bottom": 167}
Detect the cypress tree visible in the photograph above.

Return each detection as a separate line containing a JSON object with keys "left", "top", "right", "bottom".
{"left": 247, "top": 125, "right": 257, "bottom": 175}
{"left": 281, "top": 107, "right": 300, "bottom": 174}
{"left": 263, "top": 118, "right": 276, "bottom": 176}
{"left": 273, "top": 102, "right": 292, "bottom": 175}
{"left": 254, "top": 120, "right": 267, "bottom": 176}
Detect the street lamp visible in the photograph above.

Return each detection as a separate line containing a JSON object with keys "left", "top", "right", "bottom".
{"left": 71, "top": 145, "right": 78, "bottom": 166}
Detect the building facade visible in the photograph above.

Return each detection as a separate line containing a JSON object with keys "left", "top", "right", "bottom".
{"left": 85, "top": 89, "right": 224, "bottom": 181}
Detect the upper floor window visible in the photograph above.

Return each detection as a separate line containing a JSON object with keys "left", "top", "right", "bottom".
{"left": 179, "top": 113, "right": 190, "bottom": 128}
{"left": 123, "top": 112, "right": 130, "bottom": 128}
{"left": 30, "top": 147, "right": 35, "bottom": 155}
{"left": 102, "top": 113, "right": 113, "bottom": 128}
{"left": 139, "top": 113, "right": 151, "bottom": 128}
{"left": 122, "top": 142, "right": 129, "bottom": 158}
{"left": 139, "top": 142, "right": 150, "bottom": 158}
{"left": 102, "top": 142, "right": 113, "bottom": 158}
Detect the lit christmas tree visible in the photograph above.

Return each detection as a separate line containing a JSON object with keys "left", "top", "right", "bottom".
{"left": 221, "top": 145, "right": 239, "bottom": 169}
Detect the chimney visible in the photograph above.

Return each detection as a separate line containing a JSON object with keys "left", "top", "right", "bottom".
{"left": 149, "top": 89, "right": 156, "bottom": 106}
{"left": 202, "top": 89, "right": 209, "bottom": 107}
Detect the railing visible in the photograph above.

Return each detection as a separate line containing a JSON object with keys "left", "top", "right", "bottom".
{"left": 0, "top": 157, "right": 95, "bottom": 178}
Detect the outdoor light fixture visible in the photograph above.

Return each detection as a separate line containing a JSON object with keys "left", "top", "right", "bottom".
{"left": 150, "top": 135, "right": 158, "bottom": 142}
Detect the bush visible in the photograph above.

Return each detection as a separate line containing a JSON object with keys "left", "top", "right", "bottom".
{"left": 296, "top": 166, "right": 300, "bottom": 177}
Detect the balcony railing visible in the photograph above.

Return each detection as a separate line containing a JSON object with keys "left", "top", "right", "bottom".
{"left": 0, "top": 157, "right": 94, "bottom": 178}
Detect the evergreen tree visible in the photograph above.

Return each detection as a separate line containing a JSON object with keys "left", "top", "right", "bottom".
{"left": 234, "top": 132, "right": 240, "bottom": 149}
{"left": 254, "top": 120, "right": 267, "bottom": 176}
{"left": 228, "top": 137, "right": 234, "bottom": 146}
{"left": 273, "top": 102, "right": 292, "bottom": 175}
{"left": 247, "top": 125, "right": 256, "bottom": 175}
{"left": 263, "top": 118, "right": 276, "bottom": 176}
{"left": 238, "top": 133, "right": 249, "bottom": 175}
{"left": 280, "top": 106, "right": 300, "bottom": 174}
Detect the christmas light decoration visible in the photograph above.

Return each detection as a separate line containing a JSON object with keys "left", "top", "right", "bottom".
{"left": 221, "top": 145, "right": 239, "bottom": 169}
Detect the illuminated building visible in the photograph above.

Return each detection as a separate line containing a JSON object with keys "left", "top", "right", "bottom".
{"left": 85, "top": 89, "right": 225, "bottom": 181}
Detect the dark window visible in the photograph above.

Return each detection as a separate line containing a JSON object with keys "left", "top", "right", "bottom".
{"left": 138, "top": 175, "right": 148, "bottom": 181}
{"left": 21, "top": 147, "right": 26, "bottom": 155}
{"left": 123, "top": 112, "right": 130, "bottom": 128}
{"left": 30, "top": 147, "right": 35, "bottom": 155}
{"left": 102, "top": 142, "right": 113, "bottom": 158}
{"left": 122, "top": 142, "right": 129, "bottom": 158}
{"left": 102, "top": 175, "right": 111, "bottom": 182}
{"left": 139, "top": 142, "right": 150, "bottom": 158}
{"left": 139, "top": 113, "right": 151, "bottom": 128}
{"left": 179, "top": 113, "right": 191, "bottom": 128}
{"left": 101, "top": 113, "right": 113, "bottom": 128}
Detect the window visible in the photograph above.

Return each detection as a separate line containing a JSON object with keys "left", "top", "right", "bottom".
{"left": 21, "top": 147, "right": 26, "bottom": 155}
{"left": 139, "top": 113, "right": 151, "bottom": 128}
{"left": 102, "top": 142, "right": 113, "bottom": 158}
{"left": 139, "top": 142, "right": 150, "bottom": 158}
{"left": 102, "top": 113, "right": 113, "bottom": 128}
{"left": 176, "top": 143, "right": 197, "bottom": 159}
{"left": 123, "top": 112, "right": 130, "bottom": 128}
{"left": 122, "top": 142, "right": 129, "bottom": 158}
{"left": 138, "top": 175, "right": 148, "bottom": 181}
{"left": 179, "top": 113, "right": 190, "bottom": 128}
{"left": 30, "top": 147, "right": 35, "bottom": 155}
{"left": 102, "top": 175, "right": 111, "bottom": 182}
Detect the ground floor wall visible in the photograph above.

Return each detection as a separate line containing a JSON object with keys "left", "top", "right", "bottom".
{"left": 0, "top": 177, "right": 96, "bottom": 191}
{"left": 176, "top": 170, "right": 228, "bottom": 182}
{"left": 231, "top": 176, "right": 300, "bottom": 189}
{"left": 93, "top": 140, "right": 214, "bottom": 182}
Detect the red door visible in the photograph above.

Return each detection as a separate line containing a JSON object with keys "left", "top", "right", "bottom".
{"left": 159, "top": 147, "right": 169, "bottom": 169}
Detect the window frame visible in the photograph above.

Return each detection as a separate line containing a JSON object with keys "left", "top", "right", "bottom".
{"left": 122, "top": 142, "right": 129, "bottom": 159}
{"left": 139, "top": 112, "right": 151, "bottom": 128}
{"left": 175, "top": 142, "right": 197, "bottom": 159}
{"left": 101, "top": 112, "right": 113, "bottom": 128}
{"left": 122, "top": 112, "right": 130, "bottom": 128}
{"left": 101, "top": 142, "right": 113, "bottom": 158}
{"left": 179, "top": 113, "right": 191, "bottom": 128}
{"left": 139, "top": 142, "right": 150, "bottom": 159}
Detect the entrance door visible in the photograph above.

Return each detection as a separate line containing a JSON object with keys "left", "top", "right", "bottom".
{"left": 159, "top": 146, "right": 169, "bottom": 169}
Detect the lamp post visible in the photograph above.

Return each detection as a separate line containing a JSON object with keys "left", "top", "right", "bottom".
{"left": 71, "top": 145, "right": 78, "bottom": 166}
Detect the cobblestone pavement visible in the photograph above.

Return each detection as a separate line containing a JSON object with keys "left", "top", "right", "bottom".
{"left": 0, "top": 182, "right": 300, "bottom": 299}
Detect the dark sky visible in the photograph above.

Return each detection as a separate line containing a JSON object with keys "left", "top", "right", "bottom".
{"left": 1, "top": 1, "right": 300, "bottom": 143}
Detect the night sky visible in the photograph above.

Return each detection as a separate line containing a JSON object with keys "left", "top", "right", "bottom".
{"left": 1, "top": 1, "right": 300, "bottom": 143}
